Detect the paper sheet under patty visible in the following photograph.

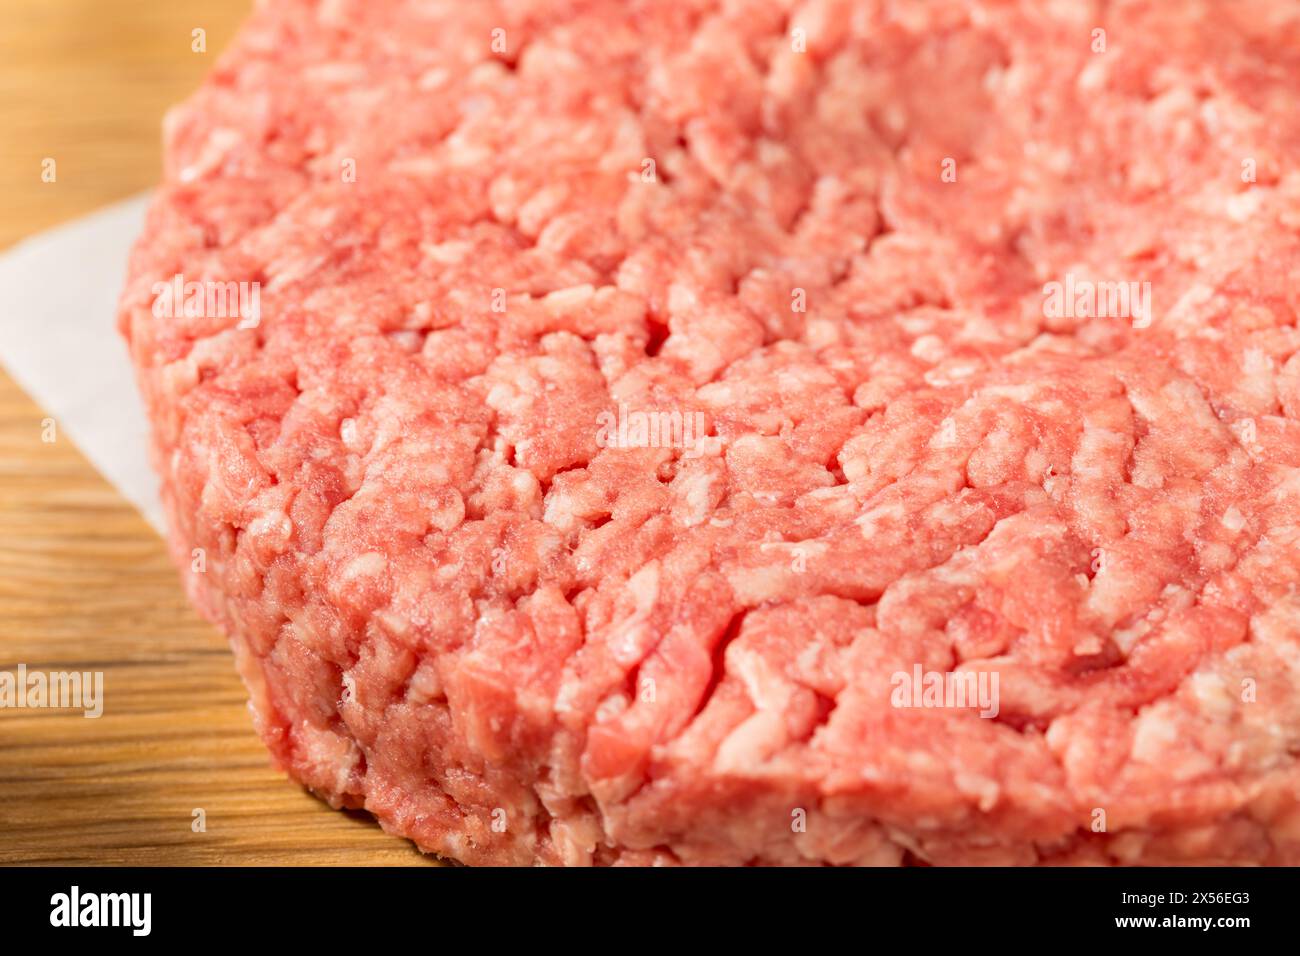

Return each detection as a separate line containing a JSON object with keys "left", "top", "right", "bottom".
{"left": 0, "top": 194, "right": 164, "bottom": 532}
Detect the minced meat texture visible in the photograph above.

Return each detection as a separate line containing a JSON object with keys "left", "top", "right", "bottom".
{"left": 120, "top": 0, "right": 1300, "bottom": 865}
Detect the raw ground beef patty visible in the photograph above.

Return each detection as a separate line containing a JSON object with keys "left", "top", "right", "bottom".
{"left": 119, "top": 0, "right": 1300, "bottom": 865}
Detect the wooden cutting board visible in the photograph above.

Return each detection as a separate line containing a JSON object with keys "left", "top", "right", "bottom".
{"left": 0, "top": 0, "right": 432, "bottom": 865}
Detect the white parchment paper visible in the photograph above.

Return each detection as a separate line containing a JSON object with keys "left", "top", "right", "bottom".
{"left": 0, "top": 193, "right": 164, "bottom": 532}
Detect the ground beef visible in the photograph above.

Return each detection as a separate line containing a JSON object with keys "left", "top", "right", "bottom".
{"left": 119, "top": 0, "right": 1300, "bottom": 865}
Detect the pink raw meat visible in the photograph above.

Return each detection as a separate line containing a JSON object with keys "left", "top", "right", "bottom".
{"left": 120, "top": 0, "right": 1300, "bottom": 865}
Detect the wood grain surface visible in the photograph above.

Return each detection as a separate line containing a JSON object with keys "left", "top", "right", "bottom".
{"left": 0, "top": 0, "right": 433, "bottom": 865}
